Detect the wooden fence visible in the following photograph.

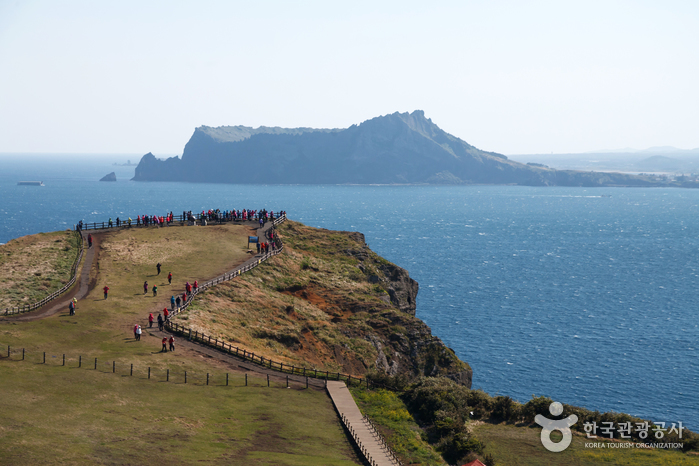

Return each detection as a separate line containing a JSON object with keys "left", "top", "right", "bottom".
{"left": 2, "top": 229, "right": 84, "bottom": 316}
{"left": 340, "top": 413, "right": 403, "bottom": 466}
{"left": 0, "top": 343, "right": 315, "bottom": 389}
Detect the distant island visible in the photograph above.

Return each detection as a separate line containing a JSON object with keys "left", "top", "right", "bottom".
{"left": 132, "top": 111, "right": 698, "bottom": 187}
{"left": 99, "top": 172, "right": 117, "bottom": 182}
{"left": 113, "top": 160, "right": 137, "bottom": 166}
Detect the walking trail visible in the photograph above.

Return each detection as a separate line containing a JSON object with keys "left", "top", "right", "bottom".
{"left": 0, "top": 231, "right": 98, "bottom": 322}
{"left": 3, "top": 218, "right": 398, "bottom": 465}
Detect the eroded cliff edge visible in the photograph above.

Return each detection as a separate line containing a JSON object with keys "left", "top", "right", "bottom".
{"left": 173, "top": 220, "right": 472, "bottom": 387}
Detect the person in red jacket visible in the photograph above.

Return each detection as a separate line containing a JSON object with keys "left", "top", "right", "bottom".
{"left": 161, "top": 337, "right": 167, "bottom": 352}
{"left": 103, "top": 286, "right": 109, "bottom": 299}
{"left": 193, "top": 280, "right": 198, "bottom": 291}
{"left": 148, "top": 313, "right": 154, "bottom": 328}
{"left": 167, "top": 272, "right": 172, "bottom": 285}
{"left": 168, "top": 336, "right": 175, "bottom": 351}
{"left": 185, "top": 282, "right": 192, "bottom": 294}
{"left": 143, "top": 281, "right": 148, "bottom": 294}
{"left": 163, "top": 308, "right": 169, "bottom": 320}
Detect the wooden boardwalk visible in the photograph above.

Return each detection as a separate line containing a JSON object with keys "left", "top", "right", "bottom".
{"left": 327, "top": 381, "right": 400, "bottom": 466}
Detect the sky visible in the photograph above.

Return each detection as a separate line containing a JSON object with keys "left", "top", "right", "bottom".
{"left": 1, "top": 0, "right": 698, "bottom": 156}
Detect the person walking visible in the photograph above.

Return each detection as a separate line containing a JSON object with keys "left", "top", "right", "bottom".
{"left": 167, "top": 272, "right": 172, "bottom": 284}
{"left": 175, "top": 295, "right": 181, "bottom": 308}
{"left": 170, "top": 295, "right": 176, "bottom": 309}
{"left": 103, "top": 285, "right": 109, "bottom": 299}
{"left": 163, "top": 308, "right": 169, "bottom": 320}
{"left": 185, "top": 282, "right": 191, "bottom": 294}
{"left": 168, "top": 336, "right": 175, "bottom": 351}
{"left": 136, "top": 325, "right": 142, "bottom": 341}
{"left": 143, "top": 281, "right": 148, "bottom": 294}
{"left": 148, "top": 313, "right": 154, "bottom": 328}
{"left": 161, "top": 337, "right": 167, "bottom": 352}
{"left": 133, "top": 324, "right": 138, "bottom": 340}
{"left": 69, "top": 300, "right": 75, "bottom": 316}
{"left": 87, "top": 234, "right": 93, "bottom": 248}
{"left": 152, "top": 285, "right": 158, "bottom": 297}
{"left": 193, "top": 280, "right": 198, "bottom": 292}
{"left": 156, "top": 262, "right": 162, "bottom": 275}
{"left": 157, "top": 313, "right": 164, "bottom": 331}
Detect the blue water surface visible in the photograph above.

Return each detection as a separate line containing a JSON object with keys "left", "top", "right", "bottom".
{"left": 1, "top": 154, "right": 697, "bottom": 429}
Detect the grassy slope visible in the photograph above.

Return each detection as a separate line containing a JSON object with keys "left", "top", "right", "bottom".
{"left": 349, "top": 386, "right": 446, "bottom": 466}
{"left": 0, "top": 224, "right": 360, "bottom": 465}
{"left": 173, "top": 220, "right": 468, "bottom": 377}
{"left": 0, "top": 230, "right": 79, "bottom": 309}
{"left": 475, "top": 423, "right": 699, "bottom": 466}
{"left": 0, "top": 362, "right": 358, "bottom": 465}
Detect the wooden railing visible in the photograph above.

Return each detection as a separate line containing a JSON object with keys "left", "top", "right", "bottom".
{"left": 339, "top": 413, "right": 403, "bottom": 466}
{"left": 2, "top": 229, "right": 84, "bottom": 316}
{"left": 167, "top": 321, "right": 369, "bottom": 388}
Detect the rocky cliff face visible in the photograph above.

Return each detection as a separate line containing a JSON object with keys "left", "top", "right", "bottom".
{"left": 294, "top": 225, "right": 473, "bottom": 386}
{"left": 133, "top": 111, "right": 675, "bottom": 187}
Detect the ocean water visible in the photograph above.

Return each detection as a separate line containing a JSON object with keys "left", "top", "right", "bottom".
{"left": 1, "top": 154, "right": 697, "bottom": 429}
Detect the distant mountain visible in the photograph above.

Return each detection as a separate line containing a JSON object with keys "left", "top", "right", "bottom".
{"left": 133, "top": 111, "right": 692, "bottom": 187}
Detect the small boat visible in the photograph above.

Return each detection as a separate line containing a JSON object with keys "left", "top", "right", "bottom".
{"left": 17, "top": 181, "right": 45, "bottom": 186}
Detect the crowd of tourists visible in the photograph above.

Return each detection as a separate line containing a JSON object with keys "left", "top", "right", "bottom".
{"left": 77, "top": 208, "right": 286, "bottom": 231}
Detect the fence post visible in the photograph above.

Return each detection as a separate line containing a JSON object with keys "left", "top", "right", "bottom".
{"left": 22, "top": 348, "right": 25, "bottom": 360}
{"left": 131, "top": 364, "right": 133, "bottom": 376}
{"left": 167, "top": 369, "right": 169, "bottom": 382}
{"left": 7, "top": 346, "right": 9, "bottom": 358}
{"left": 286, "top": 375, "right": 289, "bottom": 388}
{"left": 43, "top": 352, "right": 46, "bottom": 364}
{"left": 79, "top": 355, "right": 81, "bottom": 367}
{"left": 113, "top": 361, "right": 115, "bottom": 373}
{"left": 226, "top": 373, "right": 229, "bottom": 386}
{"left": 95, "top": 358, "right": 97, "bottom": 369}
{"left": 306, "top": 377, "right": 308, "bottom": 389}
{"left": 185, "top": 371, "right": 187, "bottom": 384}
{"left": 267, "top": 374, "right": 269, "bottom": 387}
{"left": 245, "top": 373, "right": 247, "bottom": 386}
{"left": 148, "top": 367, "right": 150, "bottom": 379}
{"left": 63, "top": 354, "right": 65, "bottom": 366}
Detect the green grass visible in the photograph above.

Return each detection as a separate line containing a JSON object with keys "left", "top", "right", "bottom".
{"left": 349, "top": 386, "right": 447, "bottom": 465}
{"left": 475, "top": 423, "right": 699, "bottom": 466}
{"left": 0, "top": 224, "right": 361, "bottom": 464}
{"left": 0, "top": 360, "right": 359, "bottom": 465}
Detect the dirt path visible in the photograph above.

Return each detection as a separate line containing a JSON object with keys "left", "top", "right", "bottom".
{"left": 0, "top": 231, "right": 103, "bottom": 322}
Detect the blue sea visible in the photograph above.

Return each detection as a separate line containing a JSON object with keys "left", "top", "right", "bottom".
{"left": 1, "top": 154, "right": 697, "bottom": 429}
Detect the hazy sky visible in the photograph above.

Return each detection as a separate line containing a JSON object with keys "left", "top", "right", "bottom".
{"left": 1, "top": 0, "right": 698, "bottom": 155}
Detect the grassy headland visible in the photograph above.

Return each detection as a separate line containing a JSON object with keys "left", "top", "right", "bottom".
{"left": 0, "top": 223, "right": 361, "bottom": 465}
{"left": 173, "top": 220, "right": 470, "bottom": 382}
